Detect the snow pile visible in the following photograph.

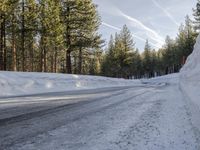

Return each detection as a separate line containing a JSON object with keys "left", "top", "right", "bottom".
{"left": 142, "top": 73, "right": 179, "bottom": 85}
{"left": 180, "top": 34, "right": 200, "bottom": 130}
{"left": 0, "top": 71, "right": 140, "bottom": 97}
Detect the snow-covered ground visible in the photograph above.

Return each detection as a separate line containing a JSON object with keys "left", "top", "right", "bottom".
{"left": 0, "top": 71, "right": 140, "bottom": 97}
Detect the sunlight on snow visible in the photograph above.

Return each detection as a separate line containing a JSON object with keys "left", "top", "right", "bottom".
{"left": 73, "top": 75, "right": 79, "bottom": 79}
{"left": 46, "top": 82, "right": 53, "bottom": 89}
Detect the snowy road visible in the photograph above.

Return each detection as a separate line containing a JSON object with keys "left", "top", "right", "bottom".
{"left": 0, "top": 83, "right": 200, "bottom": 150}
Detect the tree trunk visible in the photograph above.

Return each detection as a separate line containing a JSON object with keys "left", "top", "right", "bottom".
{"left": 40, "top": 36, "right": 44, "bottom": 72}
{"left": 44, "top": 47, "right": 47, "bottom": 72}
{"left": 66, "top": 6, "right": 72, "bottom": 74}
{"left": 30, "top": 42, "right": 34, "bottom": 72}
{"left": 74, "top": 54, "right": 77, "bottom": 74}
{"left": 66, "top": 49, "right": 72, "bottom": 74}
{"left": 3, "top": 16, "right": 6, "bottom": 70}
{"left": 41, "top": 46, "right": 47, "bottom": 72}
{"left": 54, "top": 47, "right": 57, "bottom": 73}
{"left": 12, "top": 19, "right": 17, "bottom": 71}
{"left": 21, "top": 0, "right": 25, "bottom": 71}
{"left": 12, "top": 39, "right": 17, "bottom": 71}
{"left": 50, "top": 54, "right": 53, "bottom": 72}
{"left": 78, "top": 47, "right": 82, "bottom": 74}
{"left": 0, "top": 13, "right": 4, "bottom": 70}
{"left": 40, "top": 35, "right": 47, "bottom": 72}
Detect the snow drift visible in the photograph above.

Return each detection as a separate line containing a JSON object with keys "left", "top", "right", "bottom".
{"left": 0, "top": 71, "right": 140, "bottom": 97}
{"left": 142, "top": 73, "right": 179, "bottom": 85}
{"left": 180, "top": 34, "right": 200, "bottom": 130}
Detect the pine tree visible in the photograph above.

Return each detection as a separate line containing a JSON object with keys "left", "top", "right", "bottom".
{"left": 50, "top": 0, "right": 64, "bottom": 73}
{"left": 176, "top": 16, "right": 196, "bottom": 66}
{"left": 142, "top": 40, "right": 152, "bottom": 77}
{"left": 24, "top": 0, "right": 39, "bottom": 71}
{"left": 101, "top": 25, "right": 135, "bottom": 78}
{"left": 0, "top": 0, "right": 8, "bottom": 70}
{"left": 60, "top": 0, "right": 101, "bottom": 74}
{"left": 76, "top": 0, "right": 102, "bottom": 74}
{"left": 193, "top": 0, "right": 200, "bottom": 32}
{"left": 118, "top": 25, "right": 135, "bottom": 78}
{"left": 38, "top": 0, "right": 63, "bottom": 72}
{"left": 162, "top": 36, "right": 176, "bottom": 74}
{"left": 132, "top": 48, "right": 142, "bottom": 79}
{"left": 9, "top": 1, "right": 19, "bottom": 71}
{"left": 12, "top": 0, "right": 39, "bottom": 71}
{"left": 101, "top": 35, "right": 116, "bottom": 77}
{"left": 151, "top": 49, "right": 157, "bottom": 77}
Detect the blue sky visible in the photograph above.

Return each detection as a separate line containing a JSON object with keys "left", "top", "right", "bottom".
{"left": 93, "top": 0, "right": 196, "bottom": 51}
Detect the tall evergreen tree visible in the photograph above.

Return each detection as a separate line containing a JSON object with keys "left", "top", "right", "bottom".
{"left": 142, "top": 40, "right": 152, "bottom": 77}
{"left": 0, "top": 0, "right": 8, "bottom": 70}
{"left": 193, "top": 0, "right": 200, "bottom": 32}
{"left": 118, "top": 25, "right": 135, "bottom": 78}
{"left": 101, "top": 25, "right": 135, "bottom": 78}
{"left": 162, "top": 36, "right": 180, "bottom": 74}
{"left": 61, "top": 0, "right": 101, "bottom": 74}
{"left": 176, "top": 16, "right": 196, "bottom": 66}
{"left": 101, "top": 35, "right": 117, "bottom": 77}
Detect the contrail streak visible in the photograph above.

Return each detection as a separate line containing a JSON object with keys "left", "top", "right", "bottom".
{"left": 152, "top": 0, "right": 179, "bottom": 26}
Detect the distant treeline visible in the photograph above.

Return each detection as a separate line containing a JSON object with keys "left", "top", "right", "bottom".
{"left": 101, "top": 16, "right": 197, "bottom": 79}
{"left": 0, "top": 0, "right": 200, "bottom": 79}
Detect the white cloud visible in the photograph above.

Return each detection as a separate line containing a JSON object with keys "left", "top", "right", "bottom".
{"left": 152, "top": 0, "right": 179, "bottom": 27}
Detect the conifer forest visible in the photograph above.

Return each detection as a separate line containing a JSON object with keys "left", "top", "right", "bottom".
{"left": 0, "top": 0, "right": 199, "bottom": 78}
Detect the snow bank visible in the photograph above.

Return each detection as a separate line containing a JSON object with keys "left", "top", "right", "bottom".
{"left": 141, "top": 73, "right": 180, "bottom": 86}
{"left": 0, "top": 71, "right": 140, "bottom": 97}
{"left": 180, "top": 34, "right": 200, "bottom": 130}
